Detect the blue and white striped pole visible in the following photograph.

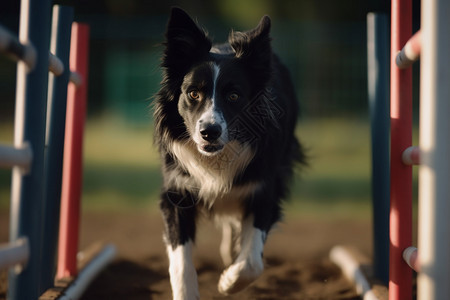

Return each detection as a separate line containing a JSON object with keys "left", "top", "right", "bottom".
{"left": 41, "top": 4, "right": 74, "bottom": 293}
{"left": 8, "top": 0, "right": 52, "bottom": 298}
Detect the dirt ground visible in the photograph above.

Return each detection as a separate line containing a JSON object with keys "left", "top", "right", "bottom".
{"left": 1, "top": 210, "right": 372, "bottom": 299}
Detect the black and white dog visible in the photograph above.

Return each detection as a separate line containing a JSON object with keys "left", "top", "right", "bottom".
{"left": 154, "top": 8, "right": 305, "bottom": 299}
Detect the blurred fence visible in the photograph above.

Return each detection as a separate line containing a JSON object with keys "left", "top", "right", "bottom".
{"left": 272, "top": 20, "right": 368, "bottom": 117}
{"left": 2, "top": 16, "right": 372, "bottom": 123}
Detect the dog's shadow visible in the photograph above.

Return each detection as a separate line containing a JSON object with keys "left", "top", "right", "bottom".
{"left": 80, "top": 256, "right": 167, "bottom": 300}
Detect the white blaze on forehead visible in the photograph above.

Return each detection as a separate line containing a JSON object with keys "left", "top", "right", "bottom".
{"left": 210, "top": 63, "right": 221, "bottom": 123}
{"left": 212, "top": 63, "right": 220, "bottom": 103}
{"left": 192, "top": 62, "right": 228, "bottom": 151}
{"left": 197, "top": 63, "right": 224, "bottom": 126}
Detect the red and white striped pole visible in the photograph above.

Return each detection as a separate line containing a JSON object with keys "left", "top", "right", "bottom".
{"left": 389, "top": 0, "right": 413, "bottom": 298}
{"left": 56, "top": 22, "right": 89, "bottom": 279}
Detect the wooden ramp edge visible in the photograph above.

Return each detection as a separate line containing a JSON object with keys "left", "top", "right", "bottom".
{"left": 39, "top": 242, "right": 116, "bottom": 300}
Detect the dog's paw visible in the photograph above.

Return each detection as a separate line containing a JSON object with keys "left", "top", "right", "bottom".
{"left": 217, "top": 258, "right": 264, "bottom": 295}
{"left": 170, "top": 274, "right": 200, "bottom": 300}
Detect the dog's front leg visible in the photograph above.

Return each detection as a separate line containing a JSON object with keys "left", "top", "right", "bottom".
{"left": 167, "top": 241, "right": 198, "bottom": 300}
{"left": 218, "top": 215, "right": 265, "bottom": 295}
{"left": 160, "top": 192, "right": 199, "bottom": 300}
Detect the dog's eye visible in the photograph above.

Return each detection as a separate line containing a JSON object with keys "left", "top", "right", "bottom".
{"left": 228, "top": 92, "right": 240, "bottom": 102}
{"left": 188, "top": 90, "right": 201, "bottom": 101}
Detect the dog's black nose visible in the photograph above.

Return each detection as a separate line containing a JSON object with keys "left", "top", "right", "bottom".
{"left": 200, "top": 123, "right": 222, "bottom": 142}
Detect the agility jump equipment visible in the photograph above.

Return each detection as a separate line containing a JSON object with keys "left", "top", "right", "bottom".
{"left": 390, "top": 0, "right": 450, "bottom": 298}
{"left": 332, "top": 0, "right": 450, "bottom": 299}
{"left": 0, "top": 2, "right": 116, "bottom": 300}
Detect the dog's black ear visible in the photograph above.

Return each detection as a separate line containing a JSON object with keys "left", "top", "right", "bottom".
{"left": 229, "top": 16, "right": 272, "bottom": 84}
{"left": 163, "top": 8, "right": 212, "bottom": 74}
{"left": 230, "top": 16, "right": 271, "bottom": 58}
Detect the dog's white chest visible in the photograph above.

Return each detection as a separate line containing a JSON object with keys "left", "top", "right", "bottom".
{"left": 170, "top": 140, "right": 256, "bottom": 206}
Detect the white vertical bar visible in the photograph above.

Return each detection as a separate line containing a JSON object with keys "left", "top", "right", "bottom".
{"left": 418, "top": 0, "right": 450, "bottom": 299}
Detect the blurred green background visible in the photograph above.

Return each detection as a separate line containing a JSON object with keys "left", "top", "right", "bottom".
{"left": 0, "top": 0, "right": 420, "bottom": 218}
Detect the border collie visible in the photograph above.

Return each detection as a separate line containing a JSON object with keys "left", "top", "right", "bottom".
{"left": 154, "top": 8, "right": 305, "bottom": 299}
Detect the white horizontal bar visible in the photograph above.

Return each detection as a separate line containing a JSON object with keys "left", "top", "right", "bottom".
{"left": 330, "top": 246, "right": 379, "bottom": 300}
{"left": 58, "top": 244, "right": 117, "bottom": 300}
{"left": 0, "top": 25, "right": 80, "bottom": 80}
{"left": 69, "top": 71, "right": 83, "bottom": 87}
{"left": 396, "top": 30, "right": 422, "bottom": 69}
{"left": 403, "top": 246, "right": 420, "bottom": 272}
{"left": 0, "top": 142, "right": 32, "bottom": 173}
{"left": 48, "top": 52, "right": 64, "bottom": 76}
{"left": 402, "top": 146, "right": 421, "bottom": 165}
{"left": 0, "top": 24, "right": 37, "bottom": 70}
{"left": 49, "top": 52, "right": 82, "bottom": 86}
{"left": 0, "top": 238, "right": 29, "bottom": 272}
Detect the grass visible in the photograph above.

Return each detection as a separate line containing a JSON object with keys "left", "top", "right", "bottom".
{"left": 0, "top": 122, "right": 13, "bottom": 207}
{"left": 289, "top": 117, "right": 372, "bottom": 219}
{"left": 80, "top": 116, "right": 161, "bottom": 211}
{"left": 0, "top": 115, "right": 375, "bottom": 218}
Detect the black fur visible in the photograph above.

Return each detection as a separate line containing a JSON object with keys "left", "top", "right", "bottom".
{"left": 153, "top": 7, "right": 305, "bottom": 294}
